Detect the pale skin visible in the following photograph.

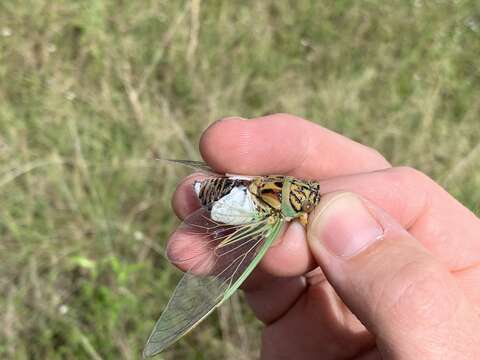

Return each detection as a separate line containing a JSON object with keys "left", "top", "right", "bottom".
{"left": 170, "top": 114, "right": 480, "bottom": 359}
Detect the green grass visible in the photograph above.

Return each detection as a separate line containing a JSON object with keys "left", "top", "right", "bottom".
{"left": 1, "top": 0, "right": 479, "bottom": 359}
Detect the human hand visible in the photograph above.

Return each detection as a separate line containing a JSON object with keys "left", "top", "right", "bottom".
{"left": 171, "top": 114, "right": 480, "bottom": 359}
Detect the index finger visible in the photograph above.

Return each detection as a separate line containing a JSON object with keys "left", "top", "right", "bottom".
{"left": 200, "top": 114, "right": 390, "bottom": 178}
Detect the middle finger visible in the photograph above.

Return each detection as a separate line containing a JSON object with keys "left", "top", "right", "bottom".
{"left": 169, "top": 166, "right": 480, "bottom": 322}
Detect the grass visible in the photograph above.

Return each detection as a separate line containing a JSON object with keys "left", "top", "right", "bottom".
{"left": 1, "top": 0, "right": 479, "bottom": 359}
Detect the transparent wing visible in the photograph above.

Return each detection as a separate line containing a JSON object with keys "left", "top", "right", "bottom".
{"left": 143, "top": 206, "right": 284, "bottom": 357}
{"left": 162, "top": 159, "right": 264, "bottom": 181}
{"left": 163, "top": 159, "right": 220, "bottom": 175}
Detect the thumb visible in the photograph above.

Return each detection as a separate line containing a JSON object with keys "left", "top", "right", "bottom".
{"left": 307, "top": 192, "right": 478, "bottom": 359}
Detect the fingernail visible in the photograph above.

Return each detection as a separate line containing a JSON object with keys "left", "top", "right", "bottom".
{"left": 310, "top": 193, "right": 384, "bottom": 258}
{"left": 221, "top": 116, "right": 247, "bottom": 121}
{"left": 205, "top": 116, "right": 247, "bottom": 133}
{"left": 212, "top": 116, "right": 247, "bottom": 125}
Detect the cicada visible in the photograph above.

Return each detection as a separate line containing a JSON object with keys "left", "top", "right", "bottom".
{"left": 143, "top": 160, "right": 321, "bottom": 357}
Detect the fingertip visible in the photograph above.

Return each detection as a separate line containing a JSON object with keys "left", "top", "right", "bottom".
{"left": 199, "top": 114, "right": 311, "bottom": 175}
{"left": 260, "top": 221, "right": 315, "bottom": 277}
{"left": 171, "top": 173, "right": 204, "bottom": 219}
{"left": 166, "top": 228, "right": 214, "bottom": 274}
{"left": 199, "top": 116, "right": 253, "bottom": 174}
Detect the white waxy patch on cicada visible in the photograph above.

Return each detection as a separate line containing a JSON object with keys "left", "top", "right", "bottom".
{"left": 193, "top": 180, "right": 202, "bottom": 196}
{"left": 225, "top": 174, "right": 255, "bottom": 180}
{"left": 210, "top": 186, "right": 256, "bottom": 225}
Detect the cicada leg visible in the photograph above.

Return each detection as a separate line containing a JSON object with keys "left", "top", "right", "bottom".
{"left": 299, "top": 212, "right": 308, "bottom": 226}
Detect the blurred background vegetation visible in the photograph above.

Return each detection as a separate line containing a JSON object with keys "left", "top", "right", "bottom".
{"left": 1, "top": 0, "right": 479, "bottom": 359}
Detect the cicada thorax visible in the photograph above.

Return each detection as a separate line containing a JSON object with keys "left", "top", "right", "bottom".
{"left": 195, "top": 177, "right": 248, "bottom": 207}
{"left": 247, "top": 176, "right": 284, "bottom": 211}
{"left": 248, "top": 176, "right": 321, "bottom": 221}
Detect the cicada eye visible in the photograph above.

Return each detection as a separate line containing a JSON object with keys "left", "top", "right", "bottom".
{"left": 302, "top": 202, "right": 314, "bottom": 213}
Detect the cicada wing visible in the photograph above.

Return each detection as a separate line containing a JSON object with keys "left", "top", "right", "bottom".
{"left": 142, "top": 265, "right": 225, "bottom": 358}
{"left": 143, "top": 207, "right": 285, "bottom": 357}
{"left": 162, "top": 159, "right": 221, "bottom": 175}
{"left": 162, "top": 159, "right": 267, "bottom": 183}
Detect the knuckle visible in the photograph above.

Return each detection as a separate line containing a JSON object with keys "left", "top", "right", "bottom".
{"left": 378, "top": 259, "right": 459, "bottom": 329}
{"left": 380, "top": 166, "right": 433, "bottom": 227}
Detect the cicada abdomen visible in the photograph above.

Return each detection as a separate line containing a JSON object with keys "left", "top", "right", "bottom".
{"left": 194, "top": 177, "right": 261, "bottom": 225}
{"left": 194, "top": 177, "right": 247, "bottom": 208}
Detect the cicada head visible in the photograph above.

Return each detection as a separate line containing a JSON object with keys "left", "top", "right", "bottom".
{"left": 282, "top": 178, "right": 321, "bottom": 220}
